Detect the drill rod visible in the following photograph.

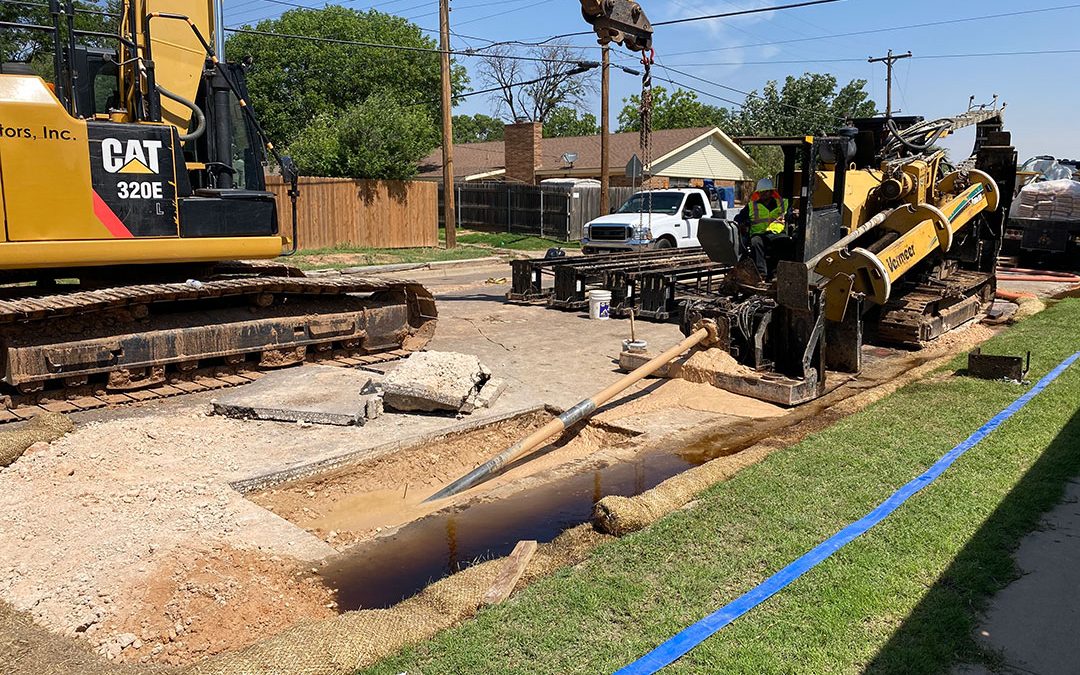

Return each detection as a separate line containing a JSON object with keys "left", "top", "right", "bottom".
{"left": 424, "top": 327, "right": 711, "bottom": 502}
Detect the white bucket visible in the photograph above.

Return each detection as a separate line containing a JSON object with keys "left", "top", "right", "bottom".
{"left": 588, "top": 289, "right": 612, "bottom": 320}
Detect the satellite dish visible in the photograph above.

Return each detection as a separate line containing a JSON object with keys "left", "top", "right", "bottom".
{"left": 561, "top": 152, "right": 578, "bottom": 166}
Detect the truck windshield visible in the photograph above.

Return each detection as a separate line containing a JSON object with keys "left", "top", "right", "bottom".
{"left": 615, "top": 192, "right": 684, "bottom": 215}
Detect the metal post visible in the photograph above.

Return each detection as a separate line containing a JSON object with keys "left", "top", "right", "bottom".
{"left": 600, "top": 45, "right": 610, "bottom": 214}
{"left": 214, "top": 0, "right": 226, "bottom": 59}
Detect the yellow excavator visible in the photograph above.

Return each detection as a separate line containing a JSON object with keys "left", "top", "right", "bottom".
{"left": 0, "top": 0, "right": 436, "bottom": 408}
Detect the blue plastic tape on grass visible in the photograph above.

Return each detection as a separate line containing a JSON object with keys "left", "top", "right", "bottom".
{"left": 616, "top": 351, "right": 1080, "bottom": 675}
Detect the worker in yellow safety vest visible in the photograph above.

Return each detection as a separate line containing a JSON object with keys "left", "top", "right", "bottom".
{"left": 733, "top": 178, "right": 792, "bottom": 278}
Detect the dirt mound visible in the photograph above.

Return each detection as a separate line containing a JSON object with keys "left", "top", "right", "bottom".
{"left": 101, "top": 546, "right": 334, "bottom": 666}
{"left": 670, "top": 347, "right": 753, "bottom": 384}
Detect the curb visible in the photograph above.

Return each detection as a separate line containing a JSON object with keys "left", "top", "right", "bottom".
{"left": 304, "top": 255, "right": 512, "bottom": 277}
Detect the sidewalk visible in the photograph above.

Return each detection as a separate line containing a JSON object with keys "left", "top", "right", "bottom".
{"left": 956, "top": 478, "right": 1080, "bottom": 675}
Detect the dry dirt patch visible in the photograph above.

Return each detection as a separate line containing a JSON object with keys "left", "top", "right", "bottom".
{"left": 101, "top": 545, "right": 334, "bottom": 665}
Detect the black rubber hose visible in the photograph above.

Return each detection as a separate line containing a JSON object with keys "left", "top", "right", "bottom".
{"left": 886, "top": 117, "right": 950, "bottom": 154}
{"left": 156, "top": 84, "right": 207, "bottom": 141}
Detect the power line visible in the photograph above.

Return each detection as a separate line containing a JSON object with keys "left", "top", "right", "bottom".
{"left": 453, "top": 0, "right": 558, "bottom": 27}
{"left": 652, "top": 0, "right": 842, "bottom": 28}
{"left": 407, "top": 61, "right": 599, "bottom": 107}
{"left": 659, "top": 63, "right": 843, "bottom": 123}
{"left": 400, "top": 0, "right": 532, "bottom": 22}
{"left": 664, "top": 3, "right": 1080, "bottom": 57}
{"left": 462, "top": 0, "right": 846, "bottom": 50}
{"left": 223, "top": 25, "right": 597, "bottom": 64}
{"left": 663, "top": 47, "right": 1080, "bottom": 67}
{"left": 651, "top": 73, "right": 744, "bottom": 109}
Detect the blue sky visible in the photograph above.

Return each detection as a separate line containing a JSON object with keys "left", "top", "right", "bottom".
{"left": 224, "top": 0, "right": 1080, "bottom": 161}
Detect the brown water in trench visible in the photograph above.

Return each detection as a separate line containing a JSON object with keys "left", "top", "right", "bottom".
{"left": 318, "top": 448, "right": 698, "bottom": 610}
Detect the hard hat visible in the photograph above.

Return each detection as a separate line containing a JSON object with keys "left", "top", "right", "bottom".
{"left": 756, "top": 178, "right": 774, "bottom": 191}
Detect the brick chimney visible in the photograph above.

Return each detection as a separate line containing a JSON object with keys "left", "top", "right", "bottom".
{"left": 504, "top": 121, "right": 542, "bottom": 184}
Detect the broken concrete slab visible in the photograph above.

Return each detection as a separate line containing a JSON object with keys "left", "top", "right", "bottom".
{"left": 464, "top": 377, "right": 508, "bottom": 413}
{"left": 212, "top": 365, "right": 383, "bottom": 426}
{"left": 382, "top": 351, "right": 489, "bottom": 413}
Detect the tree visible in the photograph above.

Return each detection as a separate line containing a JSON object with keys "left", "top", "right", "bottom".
{"left": 289, "top": 91, "right": 437, "bottom": 179}
{"left": 733, "top": 73, "right": 877, "bottom": 138}
{"left": 452, "top": 113, "right": 504, "bottom": 144}
{"left": 477, "top": 43, "right": 594, "bottom": 122}
{"left": 616, "top": 75, "right": 876, "bottom": 178}
{"left": 225, "top": 6, "right": 467, "bottom": 147}
{"left": 617, "top": 86, "right": 732, "bottom": 132}
{"left": 543, "top": 107, "right": 599, "bottom": 137}
{"left": 732, "top": 74, "right": 877, "bottom": 178}
{"left": 2, "top": 0, "right": 120, "bottom": 75}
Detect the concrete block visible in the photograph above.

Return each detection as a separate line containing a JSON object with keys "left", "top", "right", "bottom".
{"left": 382, "top": 351, "right": 488, "bottom": 413}
{"left": 474, "top": 377, "right": 508, "bottom": 409}
{"left": 618, "top": 350, "right": 675, "bottom": 377}
{"left": 212, "top": 365, "right": 382, "bottom": 426}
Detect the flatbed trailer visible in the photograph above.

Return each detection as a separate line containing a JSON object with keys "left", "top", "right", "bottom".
{"left": 550, "top": 250, "right": 708, "bottom": 310}
{"left": 507, "top": 249, "right": 706, "bottom": 303}
{"left": 607, "top": 262, "right": 729, "bottom": 320}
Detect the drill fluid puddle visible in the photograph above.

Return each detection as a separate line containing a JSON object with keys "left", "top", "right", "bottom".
{"left": 318, "top": 449, "right": 695, "bottom": 610}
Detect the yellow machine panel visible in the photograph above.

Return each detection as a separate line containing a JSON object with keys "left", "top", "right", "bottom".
{"left": 132, "top": 0, "right": 215, "bottom": 134}
{"left": 0, "top": 77, "right": 105, "bottom": 241}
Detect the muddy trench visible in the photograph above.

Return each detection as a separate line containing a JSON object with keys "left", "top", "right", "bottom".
{"left": 247, "top": 326, "right": 1000, "bottom": 613}
{"left": 247, "top": 409, "right": 703, "bottom": 609}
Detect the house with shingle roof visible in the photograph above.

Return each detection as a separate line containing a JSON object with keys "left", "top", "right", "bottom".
{"left": 417, "top": 121, "right": 755, "bottom": 189}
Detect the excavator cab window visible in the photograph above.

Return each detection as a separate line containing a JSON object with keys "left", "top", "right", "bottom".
{"left": 224, "top": 63, "right": 266, "bottom": 191}
{"left": 72, "top": 47, "right": 120, "bottom": 116}
{"left": 226, "top": 89, "right": 260, "bottom": 190}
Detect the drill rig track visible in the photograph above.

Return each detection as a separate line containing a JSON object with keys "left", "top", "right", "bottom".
{"left": 874, "top": 269, "right": 995, "bottom": 345}
{"left": 0, "top": 266, "right": 437, "bottom": 419}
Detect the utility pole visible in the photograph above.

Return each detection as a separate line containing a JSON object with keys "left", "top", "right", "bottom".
{"left": 599, "top": 45, "right": 610, "bottom": 215}
{"left": 867, "top": 49, "right": 911, "bottom": 118}
{"left": 439, "top": 0, "right": 457, "bottom": 249}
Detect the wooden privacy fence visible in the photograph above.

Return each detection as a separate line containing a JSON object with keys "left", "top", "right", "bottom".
{"left": 265, "top": 176, "right": 438, "bottom": 249}
{"left": 439, "top": 182, "right": 636, "bottom": 241}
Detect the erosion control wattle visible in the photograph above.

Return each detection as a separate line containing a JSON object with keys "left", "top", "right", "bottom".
{"left": 424, "top": 325, "right": 715, "bottom": 502}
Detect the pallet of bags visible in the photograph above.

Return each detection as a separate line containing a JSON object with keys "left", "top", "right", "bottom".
{"left": 1016, "top": 179, "right": 1080, "bottom": 220}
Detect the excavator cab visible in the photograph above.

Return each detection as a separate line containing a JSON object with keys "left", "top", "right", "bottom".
{"left": 0, "top": 0, "right": 295, "bottom": 271}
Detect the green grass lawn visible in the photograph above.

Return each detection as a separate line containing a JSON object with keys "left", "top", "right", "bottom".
{"left": 279, "top": 243, "right": 494, "bottom": 270}
{"left": 362, "top": 300, "right": 1080, "bottom": 675}
{"left": 447, "top": 230, "right": 581, "bottom": 251}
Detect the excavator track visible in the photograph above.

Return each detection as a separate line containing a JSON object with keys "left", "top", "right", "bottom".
{"left": 874, "top": 269, "right": 994, "bottom": 345}
{"left": 0, "top": 348, "right": 412, "bottom": 424}
{"left": 0, "top": 267, "right": 437, "bottom": 421}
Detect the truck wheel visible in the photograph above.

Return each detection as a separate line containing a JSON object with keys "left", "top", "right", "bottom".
{"left": 653, "top": 237, "right": 674, "bottom": 249}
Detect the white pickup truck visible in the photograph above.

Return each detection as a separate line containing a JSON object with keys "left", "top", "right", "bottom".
{"left": 580, "top": 188, "right": 728, "bottom": 254}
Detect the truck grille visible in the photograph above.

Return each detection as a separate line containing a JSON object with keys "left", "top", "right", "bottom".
{"left": 590, "top": 225, "right": 630, "bottom": 241}
{"left": 1021, "top": 225, "right": 1069, "bottom": 252}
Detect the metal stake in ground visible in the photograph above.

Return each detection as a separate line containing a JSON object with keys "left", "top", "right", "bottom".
{"left": 424, "top": 323, "right": 717, "bottom": 502}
